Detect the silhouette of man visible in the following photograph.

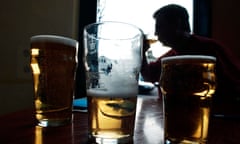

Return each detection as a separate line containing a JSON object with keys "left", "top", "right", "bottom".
{"left": 141, "top": 4, "right": 240, "bottom": 111}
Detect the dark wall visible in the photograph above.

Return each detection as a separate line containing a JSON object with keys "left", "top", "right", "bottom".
{"left": 212, "top": 0, "right": 240, "bottom": 58}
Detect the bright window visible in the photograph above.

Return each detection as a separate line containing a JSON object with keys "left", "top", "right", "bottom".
{"left": 97, "top": 0, "right": 193, "bottom": 58}
{"left": 97, "top": 0, "right": 193, "bottom": 35}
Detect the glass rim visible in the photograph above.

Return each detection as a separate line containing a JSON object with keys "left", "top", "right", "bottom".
{"left": 84, "top": 21, "right": 143, "bottom": 41}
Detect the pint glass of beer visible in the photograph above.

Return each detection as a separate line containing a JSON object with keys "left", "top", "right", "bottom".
{"left": 160, "top": 55, "right": 216, "bottom": 144}
{"left": 30, "top": 35, "right": 78, "bottom": 127}
{"left": 84, "top": 21, "right": 142, "bottom": 143}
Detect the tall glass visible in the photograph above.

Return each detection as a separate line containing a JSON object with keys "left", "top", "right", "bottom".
{"left": 30, "top": 35, "right": 78, "bottom": 127}
{"left": 84, "top": 21, "right": 142, "bottom": 143}
{"left": 160, "top": 55, "right": 216, "bottom": 144}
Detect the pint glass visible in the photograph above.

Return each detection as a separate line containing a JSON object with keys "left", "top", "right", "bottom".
{"left": 160, "top": 55, "right": 216, "bottom": 144}
{"left": 84, "top": 21, "right": 142, "bottom": 143}
{"left": 30, "top": 35, "right": 78, "bottom": 127}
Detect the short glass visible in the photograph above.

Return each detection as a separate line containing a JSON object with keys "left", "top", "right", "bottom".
{"left": 84, "top": 21, "right": 142, "bottom": 144}
{"left": 30, "top": 35, "right": 78, "bottom": 127}
{"left": 160, "top": 55, "right": 216, "bottom": 144}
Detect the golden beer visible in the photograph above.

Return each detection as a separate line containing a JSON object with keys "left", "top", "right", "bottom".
{"left": 30, "top": 35, "right": 78, "bottom": 127}
{"left": 146, "top": 38, "right": 158, "bottom": 45}
{"left": 145, "top": 34, "right": 158, "bottom": 45}
{"left": 160, "top": 55, "right": 216, "bottom": 144}
{"left": 88, "top": 94, "right": 137, "bottom": 142}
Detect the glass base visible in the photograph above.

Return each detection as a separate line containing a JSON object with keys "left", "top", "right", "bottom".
{"left": 37, "top": 118, "right": 72, "bottom": 127}
{"left": 88, "top": 135, "right": 133, "bottom": 144}
{"left": 165, "top": 138, "right": 207, "bottom": 144}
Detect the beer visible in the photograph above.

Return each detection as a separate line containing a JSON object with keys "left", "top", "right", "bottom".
{"left": 88, "top": 92, "right": 137, "bottom": 141}
{"left": 86, "top": 73, "right": 139, "bottom": 143}
{"left": 146, "top": 38, "right": 158, "bottom": 45}
{"left": 145, "top": 34, "right": 158, "bottom": 45}
{"left": 160, "top": 55, "right": 216, "bottom": 144}
{"left": 84, "top": 21, "right": 142, "bottom": 143}
{"left": 30, "top": 35, "right": 78, "bottom": 127}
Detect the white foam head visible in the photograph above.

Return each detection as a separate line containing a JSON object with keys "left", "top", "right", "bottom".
{"left": 87, "top": 79, "right": 138, "bottom": 98}
{"left": 87, "top": 87, "right": 138, "bottom": 98}
{"left": 30, "top": 35, "right": 78, "bottom": 47}
{"left": 161, "top": 55, "right": 216, "bottom": 64}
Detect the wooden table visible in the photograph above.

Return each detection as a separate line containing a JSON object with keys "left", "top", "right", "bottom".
{"left": 0, "top": 88, "right": 240, "bottom": 144}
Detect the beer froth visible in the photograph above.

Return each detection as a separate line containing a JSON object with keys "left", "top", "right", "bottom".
{"left": 87, "top": 85, "right": 138, "bottom": 98}
{"left": 161, "top": 55, "right": 216, "bottom": 64}
{"left": 31, "top": 35, "right": 78, "bottom": 48}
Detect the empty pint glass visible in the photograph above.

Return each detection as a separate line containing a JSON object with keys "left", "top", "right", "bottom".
{"left": 30, "top": 35, "right": 78, "bottom": 127}
{"left": 160, "top": 55, "right": 216, "bottom": 144}
{"left": 84, "top": 21, "right": 142, "bottom": 143}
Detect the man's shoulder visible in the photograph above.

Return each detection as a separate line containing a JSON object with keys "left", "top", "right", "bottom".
{"left": 190, "top": 34, "right": 225, "bottom": 50}
{"left": 191, "top": 34, "right": 219, "bottom": 44}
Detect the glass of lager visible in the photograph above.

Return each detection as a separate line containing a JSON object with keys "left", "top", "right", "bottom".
{"left": 84, "top": 21, "right": 142, "bottom": 144}
{"left": 30, "top": 35, "right": 78, "bottom": 127}
{"left": 160, "top": 55, "right": 216, "bottom": 144}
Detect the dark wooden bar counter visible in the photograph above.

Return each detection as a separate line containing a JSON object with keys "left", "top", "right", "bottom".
{"left": 0, "top": 89, "right": 240, "bottom": 144}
